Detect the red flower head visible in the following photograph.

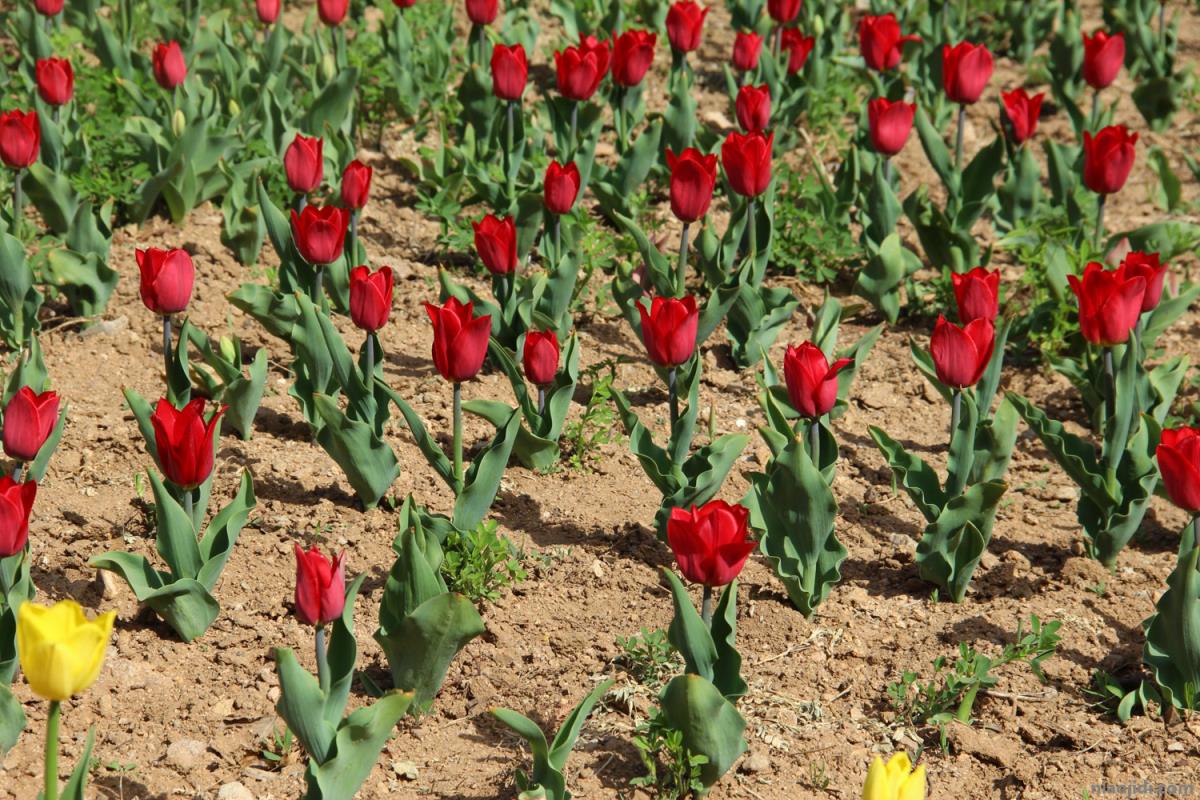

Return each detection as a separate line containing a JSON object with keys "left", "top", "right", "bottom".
{"left": 554, "top": 37, "right": 610, "bottom": 101}
{"left": 780, "top": 29, "right": 815, "bottom": 74}
{"left": 425, "top": 297, "right": 491, "bottom": 383}
{"left": 152, "top": 41, "right": 187, "bottom": 89}
{"left": 1067, "top": 262, "right": 1146, "bottom": 347}
{"left": 290, "top": 205, "right": 349, "bottom": 266}
{"left": 1157, "top": 427, "right": 1200, "bottom": 515}
{"left": 721, "top": 131, "right": 773, "bottom": 198}
{"left": 1082, "top": 125, "right": 1138, "bottom": 195}
{"left": 136, "top": 247, "right": 195, "bottom": 316}
{"left": 666, "top": 1, "right": 708, "bottom": 54}
{"left": 394, "top": 0, "right": 417, "bottom": 7}
{"left": 256, "top": 0, "right": 280, "bottom": 24}
{"left": 1121, "top": 251, "right": 1168, "bottom": 313}
{"left": 349, "top": 265, "right": 394, "bottom": 333}
{"left": 293, "top": 545, "right": 346, "bottom": 626}
{"left": 732, "top": 31, "right": 763, "bottom": 72}
{"left": 1082, "top": 30, "right": 1125, "bottom": 90}
{"left": 783, "top": 343, "right": 851, "bottom": 419}
{"left": 284, "top": 134, "right": 323, "bottom": 195}
{"left": 930, "top": 315, "right": 994, "bottom": 389}
{"left": 3, "top": 388, "right": 60, "bottom": 462}
{"left": 0, "top": 477, "right": 36, "bottom": 558}
{"left": 465, "top": 0, "right": 499, "bottom": 25}
{"left": 767, "top": 0, "right": 801, "bottom": 25}
{"left": 665, "top": 148, "right": 718, "bottom": 223}
{"left": 522, "top": 330, "right": 560, "bottom": 387}
{"left": 35, "top": 58, "right": 74, "bottom": 106}
{"left": 150, "top": 398, "right": 225, "bottom": 490}
{"left": 318, "top": 0, "right": 349, "bottom": 26}
{"left": 637, "top": 295, "right": 699, "bottom": 368}
{"left": 34, "top": 0, "right": 64, "bottom": 15}
{"left": 951, "top": 267, "right": 1000, "bottom": 324}
{"left": 340, "top": 159, "right": 373, "bottom": 211}
{"left": 736, "top": 84, "right": 771, "bottom": 133}
{"left": 1000, "top": 88, "right": 1044, "bottom": 145}
{"left": 612, "top": 30, "right": 656, "bottom": 88}
{"left": 0, "top": 110, "right": 40, "bottom": 170}
{"left": 858, "top": 14, "right": 919, "bottom": 72}
{"left": 544, "top": 161, "right": 581, "bottom": 215}
{"left": 472, "top": 214, "right": 517, "bottom": 276}
{"left": 667, "top": 500, "right": 755, "bottom": 588}
{"left": 491, "top": 43, "right": 528, "bottom": 101}
{"left": 942, "top": 41, "right": 993, "bottom": 105}
{"left": 867, "top": 97, "right": 915, "bottom": 157}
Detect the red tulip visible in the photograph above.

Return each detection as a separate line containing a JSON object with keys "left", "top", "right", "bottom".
{"left": 472, "top": 214, "right": 517, "bottom": 275}
{"left": 34, "top": 0, "right": 64, "bottom": 15}
{"left": 951, "top": 267, "right": 1000, "bottom": 324}
{"left": 637, "top": 295, "right": 698, "bottom": 368}
{"left": 3, "top": 388, "right": 60, "bottom": 462}
{"left": 491, "top": 43, "right": 528, "bottom": 101}
{"left": 930, "top": 315, "right": 994, "bottom": 389}
{"left": 721, "top": 131, "right": 773, "bottom": 198}
{"left": 780, "top": 29, "right": 814, "bottom": 75}
{"left": 666, "top": 148, "right": 718, "bottom": 223}
{"left": 767, "top": 0, "right": 801, "bottom": 24}
{"left": 0, "top": 477, "right": 36, "bottom": 558}
{"left": 425, "top": 298, "right": 491, "bottom": 383}
{"left": 555, "top": 37, "right": 610, "bottom": 101}
{"left": 394, "top": 0, "right": 417, "bottom": 6}
{"left": 349, "top": 266, "right": 394, "bottom": 333}
{"left": 1157, "top": 427, "right": 1200, "bottom": 514}
{"left": 858, "top": 14, "right": 919, "bottom": 72}
{"left": 256, "top": 0, "right": 280, "bottom": 24}
{"left": 523, "top": 330, "right": 560, "bottom": 386}
{"left": 942, "top": 41, "right": 993, "bottom": 105}
{"left": 732, "top": 31, "right": 763, "bottom": 72}
{"left": 1082, "top": 125, "right": 1138, "bottom": 196}
{"left": 667, "top": 500, "right": 755, "bottom": 588}
{"left": 35, "top": 58, "right": 74, "bottom": 106}
{"left": 291, "top": 205, "right": 349, "bottom": 265}
{"left": 0, "top": 110, "right": 40, "bottom": 170}
{"left": 666, "top": 1, "right": 708, "bottom": 54}
{"left": 1121, "top": 251, "right": 1167, "bottom": 313}
{"left": 543, "top": 161, "right": 581, "bottom": 215}
{"left": 867, "top": 97, "right": 914, "bottom": 157}
{"left": 340, "top": 160, "right": 372, "bottom": 210}
{"left": 783, "top": 343, "right": 851, "bottom": 419}
{"left": 293, "top": 544, "right": 346, "bottom": 626}
{"left": 1068, "top": 262, "right": 1145, "bottom": 346}
{"left": 612, "top": 30, "right": 656, "bottom": 88}
{"left": 317, "top": 0, "right": 348, "bottom": 26}
{"left": 150, "top": 398, "right": 225, "bottom": 490}
{"left": 1000, "top": 88, "right": 1043, "bottom": 145}
{"left": 136, "top": 247, "right": 195, "bottom": 316}
{"left": 735, "top": 85, "right": 771, "bottom": 133}
{"left": 465, "top": 0, "right": 498, "bottom": 25}
{"left": 152, "top": 41, "right": 187, "bottom": 89}
{"left": 1082, "top": 30, "right": 1125, "bottom": 90}
{"left": 284, "top": 134, "right": 323, "bottom": 195}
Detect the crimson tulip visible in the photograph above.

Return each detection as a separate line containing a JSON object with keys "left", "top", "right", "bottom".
{"left": 665, "top": 148, "right": 718, "bottom": 223}
{"left": 721, "top": 131, "right": 773, "bottom": 198}
{"left": 637, "top": 295, "right": 698, "bottom": 368}
{"left": 465, "top": 0, "right": 498, "bottom": 25}
{"left": 780, "top": 29, "right": 814, "bottom": 75}
{"left": 612, "top": 30, "right": 656, "bottom": 88}
{"left": 425, "top": 298, "right": 491, "bottom": 383}
{"left": 930, "top": 316, "right": 994, "bottom": 389}
{"left": 472, "top": 214, "right": 517, "bottom": 275}
{"left": 0, "top": 111, "right": 40, "bottom": 170}
{"left": 523, "top": 330, "right": 560, "bottom": 387}
{"left": 1000, "top": 88, "right": 1043, "bottom": 145}
{"left": 867, "top": 97, "right": 914, "bottom": 157}
{"left": 951, "top": 267, "right": 1000, "bottom": 324}
{"left": 136, "top": 247, "right": 194, "bottom": 316}
{"left": 858, "top": 14, "right": 919, "bottom": 72}
{"left": 1157, "top": 427, "right": 1200, "bottom": 514}
{"left": 1068, "top": 262, "right": 1146, "bottom": 347}
{"left": 736, "top": 85, "right": 771, "bottom": 133}
{"left": 340, "top": 160, "right": 372, "bottom": 210}
{"left": 783, "top": 343, "right": 851, "bottom": 419}
{"left": 151, "top": 398, "right": 225, "bottom": 490}
{"left": 1082, "top": 125, "right": 1138, "bottom": 196}
{"left": 284, "top": 134, "right": 323, "bottom": 195}
{"left": 0, "top": 477, "right": 36, "bottom": 558}
{"left": 667, "top": 500, "right": 755, "bottom": 588}
{"left": 3, "top": 388, "right": 60, "bottom": 463}
{"left": 35, "top": 58, "right": 74, "bottom": 107}
{"left": 666, "top": 1, "right": 707, "bottom": 54}
{"left": 767, "top": 0, "right": 800, "bottom": 24}
{"left": 291, "top": 205, "right": 349, "bottom": 265}
{"left": 294, "top": 544, "right": 346, "bottom": 626}
{"left": 1082, "top": 30, "right": 1125, "bottom": 90}
{"left": 394, "top": 0, "right": 416, "bottom": 6}
{"left": 34, "top": 0, "right": 63, "bottom": 15}
{"left": 1121, "top": 251, "right": 1167, "bottom": 313}
{"left": 317, "top": 0, "right": 348, "bottom": 26}
{"left": 732, "top": 31, "right": 763, "bottom": 72}
{"left": 152, "top": 41, "right": 187, "bottom": 89}
{"left": 555, "top": 37, "right": 610, "bottom": 101}
{"left": 349, "top": 266, "right": 394, "bottom": 333}
{"left": 544, "top": 161, "right": 581, "bottom": 215}
{"left": 491, "top": 44, "right": 528, "bottom": 101}
{"left": 942, "top": 41, "right": 993, "bottom": 105}
{"left": 256, "top": 0, "right": 280, "bottom": 24}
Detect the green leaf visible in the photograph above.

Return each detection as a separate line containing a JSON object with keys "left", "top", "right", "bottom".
{"left": 853, "top": 232, "right": 910, "bottom": 323}
{"left": 1006, "top": 392, "right": 1112, "bottom": 507}
{"left": 659, "top": 674, "right": 747, "bottom": 789}
{"left": 306, "top": 691, "right": 414, "bottom": 800}
{"left": 26, "top": 403, "right": 67, "bottom": 483}
{"left": 275, "top": 647, "right": 338, "bottom": 764}
{"left": 913, "top": 105, "right": 957, "bottom": 194}
{"left": 196, "top": 470, "right": 256, "bottom": 593}
{"left": 149, "top": 472, "right": 202, "bottom": 581}
{"left": 453, "top": 407, "right": 521, "bottom": 532}
{"left": 868, "top": 426, "right": 946, "bottom": 523}
{"left": 378, "top": 382, "right": 454, "bottom": 488}
{"left": 1143, "top": 543, "right": 1200, "bottom": 711}
{"left": 314, "top": 393, "right": 400, "bottom": 509}
{"left": 664, "top": 570, "right": 717, "bottom": 683}
{"left": 708, "top": 581, "right": 746, "bottom": 702}
{"left": 916, "top": 481, "right": 1007, "bottom": 602}
{"left": 0, "top": 685, "right": 25, "bottom": 755}
{"left": 946, "top": 392, "right": 979, "bottom": 497}
{"left": 141, "top": 579, "right": 222, "bottom": 642}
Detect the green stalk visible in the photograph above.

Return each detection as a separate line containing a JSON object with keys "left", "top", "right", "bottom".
{"left": 347, "top": 210, "right": 359, "bottom": 263}
{"left": 668, "top": 366, "right": 679, "bottom": 430}
{"left": 954, "top": 105, "right": 965, "bottom": 171}
{"left": 12, "top": 169, "right": 24, "bottom": 234}
{"left": 676, "top": 222, "right": 691, "bottom": 297}
{"left": 162, "top": 315, "right": 173, "bottom": 385}
{"left": 1090, "top": 91, "right": 1100, "bottom": 132}
{"left": 313, "top": 267, "right": 324, "bottom": 305}
{"left": 44, "top": 700, "right": 61, "bottom": 800}
{"left": 950, "top": 390, "right": 962, "bottom": 442}
{"left": 504, "top": 100, "right": 515, "bottom": 202}
{"left": 954, "top": 683, "right": 980, "bottom": 723}
{"left": 452, "top": 382, "right": 463, "bottom": 492}
{"left": 183, "top": 489, "right": 194, "bottom": 529}
{"left": 364, "top": 334, "right": 375, "bottom": 384}
{"left": 553, "top": 215, "right": 562, "bottom": 265}
{"left": 569, "top": 102, "right": 579, "bottom": 160}
{"left": 10, "top": 463, "right": 23, "bottom": 483}
{"left": 747, "top": 197, "right": 758, "bottom": 264}
{"left": 1094, "top": 194, "right": 1106, "bottom": 255}
{"left": 808, "top": 418, "right": 820, "bottom": 466}
{"left": 1103, "top": 348, "right": 1116, "bottom": 433}
{"left": 537, "top": 386, "right": 546, "bottom": 416}
{"left": 315, "top": 625, "right": 330, "bottom": 695}
{"left": 700, "top": 585, "right": 713, "bottom": 627}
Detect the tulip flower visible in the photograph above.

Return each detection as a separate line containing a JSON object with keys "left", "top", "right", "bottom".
{"left": 317, "top": 0, "right": 348, "bottom": 25}
{"left": 35, "top": 58, "right": 74, "bottom": 107}
{"left": 136, "top": 247, "right": 194, "bottom": 317}
{"left": 736, "top": 85, "right": 771, "bottom": 133}
{"left": 612, "top": 30, "right": 656, "bottom": 88}
{"left": 426, "top": 297, "right": 491, "bottom": 488}
{"left": 862, "top": 752, "right": 926, "bottom": 800}
{"left": 151, "top": 398, "right": 225, "bottom": 492}
{"left": 666, "top": 148, "right": 717, "bottom": 225}
{"left": 1000, "top": 88, "right": 1043, "bottom": 146}
{"left": 284, "top": 134, "right": 323, "bottom": 200}
{"left": 666, "top": 1, "right": 707, "bottom": 57}
{"left": 722, "top": 130, "right": 773, "bottom": 199}
{"left": 290, "top": 204, "right": 348, "bottom": 268}
{"left": 465, "top": 0, "right": 498, "bottom": 25}
{"left": 951, "top": 267, "right": 1000, "bottom": 324}
{"left": 1082, "top": 30, "right": 1125, "bottom": 91}
{"left": 942, "top": 41, "right": 993, "bottom": 168}
{"left": 152, "top": 41, "right": 187, "bottom": 90}
{"left": 35, "top": 0, "right": 64, "bottom": 16}
{"left": 394, "top": 0, "right": 416, "bottom": 6}
{"left": 667, "top": 500, "right": 755, "bottom": 594}
{"left": 1121, "top": 251, "right": 1167, "bottom": 313}
{"left": 18, "top": 600, "right": 115, "bottom": 702}
{"left": 930, "top": 315, "right": 994, "bottom": 390}
{"left": 543, "top": 160, "right": 581, "bottom": 216}
{"left": 1082, "top": 125, "right": 1138, "bottom": 249}
{"left": 732, "top": 31, "right": 763, "bottom": 73}
{"left": 858, "top": 14, "right": 920, "bottom": 72}
{"left": 473, "top": 214, "right": 517, "bottom": 276}
{"left": 340, "top": 160, "right": 371, "bottom": 211}
{"left": 783, "top": 343, "right": 851, "bottom": 420}
{"left": 256, "top": 0, "right": 280, "bottom": 24}
{"left": 638, "top": 295, "right": 698, "bottom": 371}
{"left": 867, "top": 97, "right": 914, "bottom": 158}
{"left": 3, "top": 387, "right": 60, "bottom": 465}
{"left": 780, "top": 29, "right": 814, "bottom": 75}
{"left": 555, "top": 38, "right": 610, "bottom": 102}
{"left": 0, "top": 109, "right": 40, "bottom": 170}
{"left": 349, "top": 265, "right": 393, "bottom": 334}
{"left": 491, "top": 43, "right": 528, "bottom": 102}
{"left": 1068, "top": 262, "right": 1146, "bottom": 347}
{"left": 0, "top": 476, "right": 36, "bottom": 557}
{"left": 1157, "top": 427, "right": 1200, "bottom": 515}
{"left": 294, "top": 544, "right": 346, "bottom": 626}
{"left": 767, "top": 0, "right": 800, "bottom": 24}
{"left": 523, "top": 330, "right": 561, "bottom": 410}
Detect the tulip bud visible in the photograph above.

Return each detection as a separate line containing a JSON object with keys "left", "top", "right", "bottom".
{"left": 3, "top": 387, "right": 61, "bottom": 463}
{"left": 735, "top": 85, "right": 771, "bottom": 133}
{"left": 340, "top": 159, "right": 373, "bottom": 211}
{"left": 721, "top": 131, "right": 773, "bottom": 198}
{"left": 1068, "top": 262, "right": 1145, "bottom": 346}
{"left": 665, "top": 147, "right": 718, "bottom": 223}
{"left": 284, "top": 133, "right": 324, "bottom": 195}
{"left": 555, "top": 36, "right": 611, "bottom": 102}
{"left": 766, "top": 0, "right": 800, "bottom": 25}
{"left": 150, "top": 398, "right": 225, "bottom": 490}
{"left": 942, "top": 41, "right": 993, "bottom": 105}
{"left": 1000, "top": 88, "right": 1043, "bottom": 146}
{"left": 290, "top": 205, "right": 349, "bottom": 266}
{"left": 543, "top": 161, "right": 581, "bottom": 215}
{"left": 152, "top": 41, "right": 188, "bottom": 90}
{"left": 17, "top": 600, "right": 115, "bottom": 702}
{"left": 349, "top": 266, "right": 394, "bottom": 333}
{"left": 136, "top": 247, "right": 195, "bottom": 315}
{"left": 1082, "top": 125, "right": 1138, "bottom": 196}
{"left": 425, "top": 298, "right": 491, "bottom": 383}
{"left": 950, "top": 267, "right": 1000, "bottom": 324}
{"left": 491, "top": 43, "right": 528, "bottom": 102}
{"left": 862, "top": 753, "right": 926, "bottom": 800}
{"left": 219, "top": 336, "right": 239, "bottom": 365}
{"left": 256, "top": 0, "right": 280, "bottom": 24}
{"left": 522, "top": 330, "right": 560, "bottom": 387}
{"left": 930, "top": 315, "right": 994, "bottom": 389}
{"left": 317, "top": 0, "right": 349, "bottom": 26}
{"left": 637, "top": 295, "right": 698, "bottom": 368}
{"left": 1156, "top": 427, "right": 1200, "bottom": 514}
{"left": 858, "top": 14, "right": 920, "bottom": 72}
{"left": 1121, "top": 251, "right": 1167, "bottom": 313}
{"left": 294, "top": 545, "right": 347, "bottom": 626}
{"left": 867, "top": 97, "right": 915, "bottom": 157}
{"left": 35, "top": 58, "right": 74, "bottom": 107}
{"left": 611, "top": 30, "right": 656, "bottom": 88}
{"left": 34, "top": 0, "right": 65, "bottom": 16}
{"left": 472, "top": 214, "right": 518, "bottom": 275}
{"left": 666, "top": 1, "right": 708, "bottom": 54}
{"left": 0, "top": 477, "right": 36, "bottom": 558}
{"left": 1082, "top": 30, "right": 1125, "bottom": 90}
{"left": 465, "top": 0, "right": 499, "bottom": 25}
{"left": 171, "top": 108, "right": 187, "bottom": 138}
{"left": 732, "top": 31, "right": 763, "bottom": 72}
{"left": 0, "top": 110, "right": 40, "bottom": 170}
{"left": 783, "top": 343, "right": 851, "bottom": 419}
{"left": 780, "top": 29, "right": 815, "bottom": 75}
{"left": 667, "top": 500, "right": 755, "bottom": 588}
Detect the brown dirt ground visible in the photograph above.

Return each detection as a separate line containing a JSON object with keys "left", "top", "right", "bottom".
{"left": 2, "top": 1, "right": 1200, "bottom": 798}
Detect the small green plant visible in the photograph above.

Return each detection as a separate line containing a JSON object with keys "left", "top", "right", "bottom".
{"left": 562, "top": 361, "right": 624, "bottom": 473}
{"left": 617, "top": 628, "right": 678, "bottom": 686}
{"left": 1088, "top": 671, "right": 1163, "bottom": 723}
{"left": 441, "top": 519, "right": 527, "bottom": 604}
{"left": 771, "top": 166, "right": 858, "bottom": 285}
{"left": 807, "top": 761, "right": 830, "bottom": 790}
{"left": 630, "top": 710, "right": 709, "bottom": 800}
{"left": 260, "top": 725, "right": 295, "bottom": 768}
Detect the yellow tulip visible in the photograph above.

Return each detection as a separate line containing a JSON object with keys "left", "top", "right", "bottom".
{"left": 17, "top": 600, "right": 115, "bottom": 702}
{"left": 862, "top": 752, "right": 926, "bottom": 800}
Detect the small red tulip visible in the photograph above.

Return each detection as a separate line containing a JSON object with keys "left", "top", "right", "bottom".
{"left": 150, "top": 398, "right": 225, "bottom": 490}
{"left": 637, "top": 295, "right": 698, "bottom": 368}
{"left": 0, "top": 477, "right": 36, "bottom": 558}
{"left": 951, "top": 267, "right": 1000, "bottom": 324}
{"left": 291, "top": 205, "right": 349, "bottom": 266}
{"left": 523, "top": 330, "right": 560, "bottom": 387}
{"left": 612, "top": 30, "right": 656, "bottom": 88}
{"left": 0, "top": 110, "right": 40, "bottom": 170}
{"left": 732, "top": 31, "right": 763, "bottom": 72}
{"left": 317, "top": 0, "right": 348, "bottom": 26}
{"left": 665, "top": 148, "right": 718, "bottom": 224}
{"left": 255, "top": 0, "right": 280, "bottom": 24}
{"left": 425, "top": 298, "right": 491, "bottom": 383}
{"left": 930, "top": 315, "right": 994, "bottom": 389}
{"left": 780, "top": 29, "right": 814, "bottom": 75}
{"left": 783, "top": 343, "right": 851, "bottom": 419}
{"left": 35, "top": 0, "right": 64, "bottom": 15}
{"left": 1121, "top": 251, "right": 1167, "bottom": 313}
{"left": 35, "top": 58, "right": 74, "bottom": 106}
{"left": 3, "top": 388, "right": 60, "bottom": 462}
{"left": 721, "top": 131, "right": 773, "bottom": 198}
{"left": 867, "top": 97, "right": 914, "bottom": 157}
{"left": 667, "top": 500, "right": 756, "bottom": 588}
{"left": 472, "top": 214, "right": 517, "bottom": 276}
{"left": 1082, "top": 30, "right": 1125, "bottom": 90}
{"left": 1068, "top": 262, "right": 1146, "bottom": 347}
{"left": 293, "top": 544, "right": 346, "bottom": 626}
{"left": 340, "top": 160, "right": 372, "bottom": 211}
{"left": 858, "top": 14, "right": 920, "bottom": 72}
{"left": 152, "top": 41, "right": 187, "bottom": 89}
{"left": 767, "top": 0, "right": 801, "bottom": 25}
{"left": 1157, "top": 428, "right": 1200, "bottom": 514}
{"left": 349, "top": 266, "right": 394, "bottom": 333}
{"left": 284, "top": 134, "right": 323, "bottom": 195}
{"left": 136, "top": 247, "right": 195, "bottom": 316}
{"left": 465, "top": 0, "right": 498, "bottom": 25}
{"left": 666, "top": 1, "right": 708, "bottom": 54}
{"left": 394, "top": 0, "right": 417, "bottom": 6}
{"left": 555, "top": 37, "right": 610, "bottom": 101}
{"left": 544, "top": 161, "right": 581, "bottom": 215}
{"left": 1000, "top": 88, "right": 1043, "bottom": 145}
{"left": 1082, "top": 125, "right": 1138, "bottom": 196}
{"left": 491, "top": 43, "right": 528, "bottom": 101}
{"left": 736, "top": 85, "right": 771, "bottom": 133}
{"left": 942, "top": 41, "right": 993, "bottom": 105}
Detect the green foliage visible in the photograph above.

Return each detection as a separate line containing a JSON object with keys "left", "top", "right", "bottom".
{"left": 562, "top": 362, "right": 623, "bottom": 473}
{"left": 617, "top": 628, "right": 678, "bottom": 686}
{"left": 629, "top": 710, "right": 709, "bottom": 800}
{"left": 770, "top": 166, "right": 857, "bottom": 285}
{"left": 441, "top": 520, "right": 527, "bottom": 604}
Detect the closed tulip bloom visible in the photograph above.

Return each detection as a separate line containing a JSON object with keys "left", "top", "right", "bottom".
{"left": 930, "top": 315, "right": 994, "bottom": 389}
{"left": 1068, "top": 262, "right": 1145, "bottom": 346}
{"left": 491, "top": 43, "right": 528, "bottom": 101}
{"left": 555, "top": 38, "right": 610, "bottom": 101}
{"left": 1121, "top": 251, "right": 1167, "bottom": 312}
{"left": 666, "top": 148, "right": 718, "bottom": 223}
{"left": 859, "top": 14, "right": 919, "bottom": 72}
{"left": 783, "top": 343, "right": 851, "bottom": 419}
{"left": 349, "top": 266, "right": 394, "bottom": 332}
{"left": 465, "top": 0, "right": 498, "bottom": 25}
{"left": 317, "top": 0, "right": 348, "bottom": 26}
{"left": 867, "top": 98, "right": 914, "bottom": 157}
{"left": 17, "top": 601, "right": 115, "bottom": 702}
{"left": 3, "top": 388, "right": 60, "bottom": 462}
{"left": 151, "top": 398, "right": 225, "bottom": 490}
{"left": 667, "top": 500, "right": 756, "bottom": 588}
{"left": 721, "top": 131, "right": 773, "bottom": 198}
{"left": 1000, "top": 88, "right": 1043, "bottom": 145}
{"left": 612, "top": 30, "right": 656, "bottom": 87}
{"left": 294, "top": 544, "right": 346, "bottom": 626}
{"left": 136, "top": 247, "right": 195, "bottom": 315}
{"left": 667, "top": 1, "right": 707, "bottom": 53}
{"left": 152, "top": 41, "right": 187, "bottom": 89}
{"left": 284, "top": 134, "right": 323, "bottom": 195}
{"left": 35, "top": 58, "right": 74, "bottom": 106}
{"left": 732, "top": 31, "right": 763, "bottom": 72}
{"left": 472, "top": 214, "right": 517, "bottom": 275}
{"left": 736, "top": 85, "right": 771, "bottom": 133}
{"left": 1082, "top": 30, "right": 1125, "bottom": 90}
{"left": 340, "top": 159, "right": 372, "bottom": 210}
{"left": 942, "top": 41, "right": 993, "bottom": 105}
{"left": 1157, "top": 427, "right": 1200, "bottom": 514}
{"left": 394, "top": 0, "right": 416, "bottom": 6}
{"left": 781, "top": 29, "right": 815, "bottom": 74}
{"left": 544, "top": 161, "right": 581, "bottom": 215}
{"left": 0, "top": 477, "right": 36, "bottom": 558}
{"left": 425, "top": 298, "right": 491, "bottom": 383}
{"left": 767, "top": 0, "right": 801, "bottom": 24}
{"left": 256, "top": 0, "right": 280, "bottom": 24}
{"left": 951, "top": 267, "right": 1000, "bottom": 324}
{"left": 523, "top": 330, "right": 560, "bottom": 386}
{"left": 0, "top": 110, "right": 40, "bottom": 169}
{"left": 862, "top": 752, "right": 926, "bottom": 800}
{"left": 291, "top": 205, "right": 349, "bottom": 265}
{"left": 1082, "top": 125, "right": 1138, "bottom": 195}
{"left": 35, "top": 0, "right": 64, "bottom": 15}
{"left": 637, "top": 295, "right": 698, "bottom": 368}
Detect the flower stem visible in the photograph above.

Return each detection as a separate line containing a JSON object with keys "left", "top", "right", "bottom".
{"left": 808, "top": 418, "right": 820, "bottom": 466}
{"left": 883, "top": 158, "right": 893, "bottom": 186}
{"left": 12, "top": 169, "right": 23, "bottom": 233}
{"left": 183, "top": 489, "right": 194, "bottom": 529}
{"left": 504, "top": 100, "right": 515, "bottom": 202}
{"left": 701, "top": 585, "right": 713, "bottom": 627}
{"left": 747, "top": 197, "right": 758, "bottom": 264}
{"left": 950, "top": 389, "right": 963, "bottom": 442}
{"left": 162, "top": 315, "right": 173, "bottom": 385}
{"left": 668, "top": 366, "right": 679, "bottom": 430}
{"left": 676, "top": 222, "right": 691, "bottom": 297}
{"left": 44, "top": 700, "right": 61, "bottom": 800}
{"left": 553, "top": 215, "right": 562, "bottom": 265}
{"left": 954, "top": 105, "right": 965, "bottom": 171}
{"left": 537, "top": 386, "right": 546, "bottom": 416}
{"left": 295, "top": 194, "right": 308, "bottom": 214}
{"left": 452, "top": 382, "right": 463, "bottom": 493}
{"left": 312, "top": 266, "right": 323, "bottom": 305}
{"left": 364, "top": 334, "right": 375, "bottom": 385}
{"left": 315, "top": 625, "right": 330, "bottom": 696}
{"left": 347, "top": 210, "right": 359, "bottom": 263}
{"left": 569, "top": 102, "right": 579, "bottom": 160}
{"left": 1103, "top": 347, "right": 1116, "bottom": 432}
{"left": 1094, "top": 194, "right": 1106, "bottom": 255}
{"left": 11, "top": 463, "right": 24, "bottom": 483}
{"left": 1090, "top": 91, "right": 1100, "bottom": 132}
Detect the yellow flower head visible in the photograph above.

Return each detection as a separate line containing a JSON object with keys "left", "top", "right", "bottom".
{"left": 17, "top": 600, "right": 115, "bottom": 702}
{"left": 862, "top": 752, "right": 926, "bottom": 800}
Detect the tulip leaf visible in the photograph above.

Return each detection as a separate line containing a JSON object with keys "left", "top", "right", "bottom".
{"left": 1006, "top": 392, "right": 1112, "bottom": 507}
{"left": 725, "top": 283, "right": 799, "bottom": 369}
{"left": 971, "top": 397, "right": 1020, "bottom": 485}
{"left": 1102, "top": 341, "right": 1139, "bottom": 475}
{"left": 324, "top": 575, "right": 367, "bottom": 731}
{"left": 913, "top": 105, "right": 957, "bottom": 195}
{"left": 89, "top": 552, "right": 169, "bottom": 599}
{"left": 696, "top": 274, "right": 745, "bottom": 349}
{"left": 196, "top": 470, "right": 256, "bottom": 592}
{"left": 275, "top": 647, "right": 339, "bottom": 765}
{"left": 313, "top": 393, "right": 400, "bottom": 509}
{"left": 654, "top": 434, "right": 752, "bottom": 538}
{"left": 659, "top": 674, "right": 747, "bottom": 789}
{"left": 917, "top": 481, "right": 1007, "bottom": 602}
{"left": 141, "top": 579, "right": 221, "bottom": 643}
{"left": 853, "top": 232, "right": 911, "bottom": 324}
{"left": 665, "top": 570, "right": 718, "bottom": 684}
{"left": 304, "top": 68, "right": 360, "bottom": 140}
{"left": 379, "top": 521, "right": 448, "bottom": 631}
{"left": 663, "top": 74, "right": 698, "bottom": 155}
{"left": 612, "top": 211, "right": 673, "bottom": 297}
{"left": 869, "top": 425, "right": 947, "bottom": 523}
{"left": 1144, "top": 284, "right": 1200, "bottom": 353}
{"left": 0, "top": 685, "right": 24, "bottom": 755}
{"left": 709, "top": 582, "right": 747, "bottom": 702}
{"left": 228, "top": 284, "right": 302, "bottom": 341}
{"left": 976, "top": 317, "right": 1012, "bottom": 418}
{"left": 149, "top": 472, "right": 203, "bottom": 581}
{"left": 379, "top": 383, "right": 455, "bottom": 489}
{"left": 306, "top": 691, "right": 414, "bottom": 800}
{"left": 958, "top": 135, "right": 1006, "bottom": 229}
{"left": 1078, "top": 415, "right": 1160, "bottom": 568}
{"left": 453, "top": 406, "right": 521, "bottom": 532}
{"left": 1143, "top": 542, "right": 1200, "bottom": 711}
{"left": 26, "top": 403, "right": 67, "bottom": 483}
{"left": 863, "top": 157, "right": 901, "bottom": 245}
{"left": 945, "top": 391, "right": 980, "bottom": 498}
{"left": 1146, "top": 355, "right": 1189, "bottom": 426}
{"left": 223, "top": 348, "right": 269, "bottom": 440}
{"left": 612, "top": 387, "right": 678, "bottom": 497}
